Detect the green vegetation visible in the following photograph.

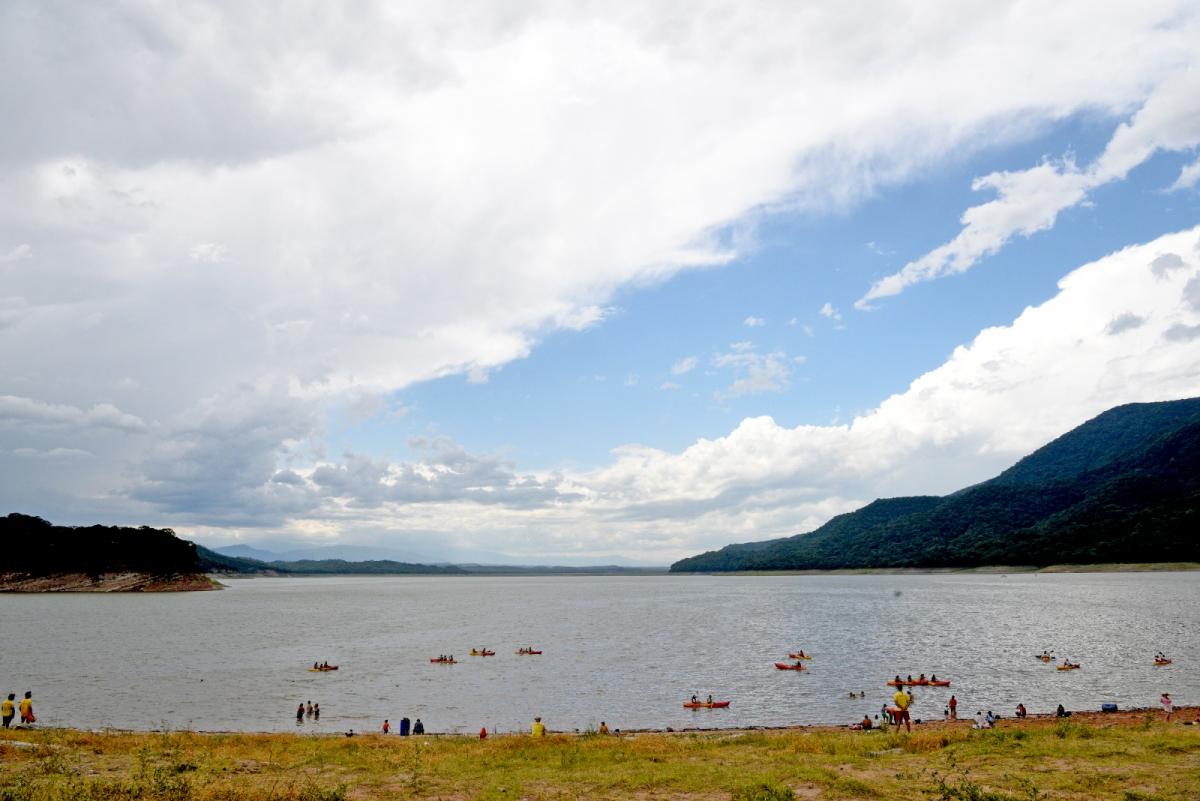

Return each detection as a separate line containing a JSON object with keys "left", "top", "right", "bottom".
{"left": 0, "top": 514, "right": 198, "bottom": 578}
{"left": 1, "top": 716, "right": 1198, "bottom": 800}
{"left": 673, "top": 398, "right": 1200, "bottom": 572}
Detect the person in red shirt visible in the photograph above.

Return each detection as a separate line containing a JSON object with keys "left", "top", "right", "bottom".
{"left": 948, "top": 695, "right": 958, "bottom": 720}
{"left": 382, "top": 720, "right": 390, "bottom": 734}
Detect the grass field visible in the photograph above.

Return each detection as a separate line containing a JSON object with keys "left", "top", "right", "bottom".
{"left": 1, "top": 710, "right": 1198, "bottom": 800}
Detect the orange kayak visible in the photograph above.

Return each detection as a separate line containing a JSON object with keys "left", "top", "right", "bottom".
{"left": 683, "top": 701, "right": 730, "bottom": 708}
{"left": 928, "top": 680, "right": 951, "bottom": 687}
{"left": 775, "top": 662, "right": 807, "bottom": 671}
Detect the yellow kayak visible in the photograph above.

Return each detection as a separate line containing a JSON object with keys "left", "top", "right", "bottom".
{"left": 787, "top": 653, "right": 813, "bottom": 660}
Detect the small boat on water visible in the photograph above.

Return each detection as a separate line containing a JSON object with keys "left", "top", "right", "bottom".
{"left": 308, "top": 666, "right": 339, "bottom": 672}
{"left": 516, "top": 649, "right": 543, "bottom": 655}
{"left": 470, "top": 649, "right": 496, "bottom": 657}
{"left": 787, "top": 652, "right": 813, "bottom": 660}
{"left": 1154, "top": 658, "right": 1173, "bottom": 666}
{"left": 430, "top": 657, "right": 458, "bottom": 664}
{"left": 775, "top": 662, "right": 807, "bottom": 671}
{"left": 683, "top": 700, "right": 730, "bottom": 708}
{"left": 928, "top": 680, "right": 951, "bottom": 687}
{"left": 1056, "top": 663, "right": 1081, "bottom": 671}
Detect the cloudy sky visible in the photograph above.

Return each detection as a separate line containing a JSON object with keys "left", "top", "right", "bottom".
{"left": 3, "top": 1, "right": 1200, "bottom": 564}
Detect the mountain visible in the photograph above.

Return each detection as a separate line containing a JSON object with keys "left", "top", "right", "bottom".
{"left": 671, "top": 397, "right": 1200, "bottom": 572}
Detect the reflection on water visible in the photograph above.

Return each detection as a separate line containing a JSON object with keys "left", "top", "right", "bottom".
{"left": 0, "top": 573, "right": 1195, "bottom": 733}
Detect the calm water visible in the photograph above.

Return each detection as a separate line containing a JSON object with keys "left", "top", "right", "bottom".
{"left": 1, "top": 573, "right": 1196, "bottom": 734}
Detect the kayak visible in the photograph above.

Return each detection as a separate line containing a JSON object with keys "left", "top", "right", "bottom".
{"left": 516, "top": 649, "right": 543, "bottom": 655}
{"left": 683, "top": 701, "right": 730, "bottom": 708}
{"left": 787, "top": 653, "right": 813, "bottom": 660}
{"left": 308, "top": 666, "right": 339, "bottom": 672}
{"left": 775, "top": 662, "right": 807, "bottom": 671}
{"left": 430, "top": 658, "right": 458, "bottom": 664}
{"left": 1154, "top": 659, "right": 1173, "bottom": 666}
{"left": 928, "top": 680, "right": 951, "bottom": 687}
{"left": 910, "top": 679, "right": 930, "bottom": 686}
{"left": 470, "top": 650, "right": 496, "bottom": 656}
{"left": 1036, "top": 655, "right": 1053, "bottom": 662}
{"left": 886, "top": 680, "right": 905, "bottom": 687}
{"left": 1056, "top": 664, "right": 1081, "bottom": 671}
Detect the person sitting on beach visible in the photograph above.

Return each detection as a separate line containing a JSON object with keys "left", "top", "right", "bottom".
{"left": 986, "top": 711, "right": 996, "bottom": 728}
{"left": 598, "top": 721, "right": 609, "bottom": 735}
{"left": 413, "top": 719, "right": 424, "bottom": 735}
{"left": 861, "top": 715, "right": 872, "bottom": 730}
{"left": 973, "top": 711, "right": 987, "bottom": 729}
{"left": 1056, "top": 704, "right": 1070, "bottom": 718}
{"left": 1016, "top": 703, "right": 1027, "bottom": 718}
{"left": 531, "top": 716, "right": 545, "bottom": 736}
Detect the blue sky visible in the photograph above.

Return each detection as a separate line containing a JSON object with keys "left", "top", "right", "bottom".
{"left": 3, "top": 1, "right": 1200, "bottom": 563}
{"left": 330, "top": 116, "right": 1200, "bottom": 471}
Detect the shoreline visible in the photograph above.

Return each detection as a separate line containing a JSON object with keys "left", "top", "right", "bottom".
{"left": 12, "top": 705, "right": 1194, "bottom": 739}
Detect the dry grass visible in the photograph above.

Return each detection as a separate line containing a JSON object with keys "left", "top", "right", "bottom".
{"left": 1, "top": 714, "right": 1198, "bottom": 800}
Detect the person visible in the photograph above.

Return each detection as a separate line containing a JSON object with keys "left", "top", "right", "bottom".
{"left": 18, "top": 692, "right": 34, "bottom": 725}
{"left": 412, "top": 718, "right": 424, "bottom": 735}
{"left": 949, "top": 695, "right": 957, "bottom": 720}
{"left": 797, "top": 649, "right": 806, "bottom": 658}
{"left": 296, "top": 703, "right": 305, "bottom": 723}
{"left": 706, "top": 694, "right": 713, "bottom": 704}
{"left": 892, "top": 685, "right": 912, "bottom": 733}
{"left": 383, "top": 719, "right": 390, "bottom": 734}
{"left": 1056, "top": 704, "right": 1070, "bottom": 718}
{"left": 974, "top": 711, "right": 987, "bottom": 730}
{"left": 691, "top": 694, "right": 698, "bottom": 703}
{"left": 1162, "top": 693, "right": 1173, "bottom": 721}
{"left": 943, "top": 706, "right": 949, "bottom": 720}
{"left": 306, "top": 701, "right": 313, "bottom": 717}
{"left": 2, "top": 694, "right": 14, "bottom": 728}
{"left": 345, "top": 729, "right": 355, "bottom": 737}
{"left": 906, "top": 675, "right": 913, "bottom": 684}
{"left": 930, "top": 674, "right": 937, "bottom": 683}
{"left": 1016, "top": 703, "right": 1027, "bottom": 719}
{"left": 861, "top": 715, "right": 872, "bottom": 730}
{"left": 598, "top": 721, "right": 609, "bottom": 735}
{"left": 313, "top": 662, "right": 319, "bottom": 669}
{"left": 531, "top": 716, "right": 545, "bottom": 736}
{"left": 479, "top": 726, "right": 487, "bottom": 739}
{"left": 894, "top": 675, "right": 902, "bottom": 685}
{"left": 917, "top": 673, "right": 926, "bottom": 683}
{"left": 313, "top": 703, "right": 320, "bottom": 721}
{"left": 986, "top": 710, "right": 996, "bottom": 728}
{"left": 399, "top": 717, "right": 410, "bottom": 736}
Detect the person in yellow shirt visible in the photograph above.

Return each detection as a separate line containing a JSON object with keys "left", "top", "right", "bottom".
{"left": 19, "top": 691, "right": 34, "bottom": 725}
{"left": 892, "top": 687, "right": 912, "bottom": 733}
{"left": 531, "top": 716, "right": 546, "bottom": 736}
{"left": 2, "top": 694, "right": 15, "bottom": 728}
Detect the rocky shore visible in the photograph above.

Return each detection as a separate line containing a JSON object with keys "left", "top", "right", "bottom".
{"left": 0, "top": 571, "right": 222, "bottom": 592}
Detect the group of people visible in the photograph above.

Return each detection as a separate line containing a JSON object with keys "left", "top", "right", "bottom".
{"left": 689, "top": 694, "right": 715, "bottom": 704}
{"left": 380, "top": 717, "right": 424, "bottom": 735}
{"left": 296, "top": 701, "right": 321, "bottom": 721}
{"left": 1, "top": 692, "right": 34, "bottom": 728}
{"left": 311, "top": 661, "right": 333, "bottom": 670}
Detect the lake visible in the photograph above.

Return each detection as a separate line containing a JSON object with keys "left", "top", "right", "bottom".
{"left": 0, "top": 572, "right": 1195, "bottom": 734}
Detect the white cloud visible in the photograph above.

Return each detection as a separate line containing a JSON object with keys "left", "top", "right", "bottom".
{"left": 658, "top": 381, "right": 680, "bottom": 391}
{"left": 670, "top": 356, "right": 698, "bottom": 375}
{"left": 728, "top": 340, "right": 754, "bottom": 352}
{"left": 0, "top": 244, "right": 32, "bottom": 262}
{"left": 858, "top": 69, "right": 1200, "bottom": 308}
{"left": 3, "top": 3, "right": 1200, "bottom": 559}
{"left": 819, "top": 302, "right": 841, "bottom": 321}
{"left": 743, "top": 316, "right": 766, "bottom": 327}
{"left": 712, "top": 348, "right": 792, "bottom": 398}
{"left": 1172, "top": 157, "right": 1200, "bottom": 191}
{"left": 189, "top": 242, "right": 228, "bottom": 263}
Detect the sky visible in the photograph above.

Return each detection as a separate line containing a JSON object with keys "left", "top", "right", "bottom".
{"left": 3, "top": 1, "right": 1200, "bottom": 564}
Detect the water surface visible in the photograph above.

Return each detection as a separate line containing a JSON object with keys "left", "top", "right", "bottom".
{"left": 0, "top": 573, "right": 1195, "bottom": 734}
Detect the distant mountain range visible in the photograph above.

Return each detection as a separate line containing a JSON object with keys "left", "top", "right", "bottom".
{"left": 671, "top": 397, "right": 1200, "bottom": 572}
{"left": 208, "top": 542, "right": 663, "bottom": 569}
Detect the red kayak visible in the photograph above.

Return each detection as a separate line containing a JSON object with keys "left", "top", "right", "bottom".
{"left": 929, "top": 680, "right": 951, "bottom": 687}
{"left": 683, "top": 701, "right": 730, "bottom": 708}
{"left": 308, "top": 666, "right": 339, "bottom": 672}
{"left": 775, "top": 662, "right": 807, "bottom": 671}
{"left": 516, "top": 649, "right": 543, "bottom": 655}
